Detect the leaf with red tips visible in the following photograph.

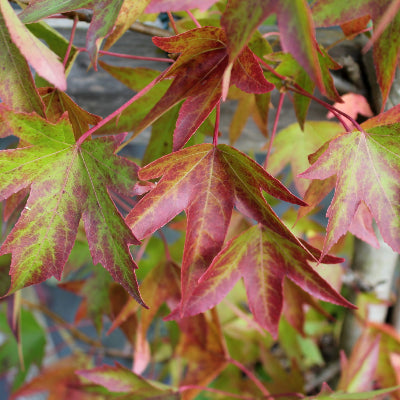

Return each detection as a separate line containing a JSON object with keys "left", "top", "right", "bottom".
{"left": 126, "top": 143, "right": 306, "bottom": 317}
{"left": 18, "top": 0, "right": 124, "bottom": 65}
{"left": 0, "top": 108, "right": 144, "bottom": 304}
{"left": 299, "top": 116, "right": 400, "bottom": 257}
{"left": 134, "top": 27, "right": 273, "bottom": 150}
{"left": 312, "top": 0, "right": 400, "bottom": 108}
{"left": 0, "top": 0, "right": 66, "bottom": 92}
{"left": 180, "top": 223, "right": 352, "bottom": 338}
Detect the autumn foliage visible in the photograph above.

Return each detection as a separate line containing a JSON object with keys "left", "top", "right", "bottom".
{"left": 1, "top": 0, "right": 400, "bottom": 399}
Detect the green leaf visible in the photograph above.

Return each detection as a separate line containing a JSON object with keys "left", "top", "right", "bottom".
{"left": 0, "top": 5, "right": 44, "bottom": 116}
{"left": 0, "top": 0, "right": 66, "bottom": 91}
{"left": 0, "top": 109, "right": 144, "bottom": 304}
{"left": 0, "top": 308, "right": 46, "bottom": 390}
{"left": 267, "top": 121, "right": 343, "bottom": 195}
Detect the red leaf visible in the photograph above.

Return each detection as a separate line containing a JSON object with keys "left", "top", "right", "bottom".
{"left": 126, "top": 144, "right": 305, "bottom": 317}
{"left": 134, "top": 27, "right": 273, "bottom": 150}
{"left": 179, "top": 224, "right": 353, "bottom": 338}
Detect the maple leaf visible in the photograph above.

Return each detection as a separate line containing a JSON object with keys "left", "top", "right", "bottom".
{"left": 299, "top": 111, "right": 400, "bottom": 257}
{"left": 312, "top": 0, "right": 400, "bottom": 108}
{"left": 133, "top": 27, "right": 273, "bottom": 150}
{"left": 18, "top": 0, "right": 124, "bottom": 65}
{"left": 125, "top": 143, "right": 348, "bottom": 326}
{"left": 0, "top": 109, "right": 144, "bottom": 304}
{"left": 179, "top": 223, "right": 352, "bottom": 337}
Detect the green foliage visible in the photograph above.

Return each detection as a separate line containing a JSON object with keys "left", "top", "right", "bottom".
{"left": 1, "top": 0, "right": 400, "bottom": 399}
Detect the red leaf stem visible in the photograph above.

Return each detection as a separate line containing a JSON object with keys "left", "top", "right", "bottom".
{"left": 78, "top": 48, "right": 175, "bottom": 63}
{"left": 76, "top": 75, "right": 162, "bottom": 145}
{"left": 186, "top": 10, "right": 202, "bottom": 28}
{"left": 213, "top": 101, "right": 221, "bottom": 146}
{"left": 257, "top": 55, "right": 365, "bottom": 133}
{"left": 264, "top": 91, "right": 285, "bottom": 169}
{"left": 228, "top": 357, "right": 273, "bottom": 398}
{"left": 63, "top": 15, "right": 78, "bottom": 68}
{"left": 167, "top": 11, "right": 179, "bottom": 35}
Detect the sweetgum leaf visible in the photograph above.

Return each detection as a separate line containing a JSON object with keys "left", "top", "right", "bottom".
{"left": 180, "top": 224, "right": 352, "bottom": 337}
{"left": 0, "top": 109, "right": 144, "bottom": 304}
{"left": 0, "top": 6, "right": 44, "bottom": 116}
{"left": 0, "top": 0, "right": 66, "bottom": 91}
{"left": 127, "top": 143, "right": 315, "bottom": 318}
{"left": 312, "top": 0, "right": 400, "bottom": 108}
{"left": 299, "top": 120, "right": 400, "bottom": 257}
{"left": 134, "top": 27, "right": 273, "bottom": 150}
{"left": 19, "top": 0, "right": 124, "bottom": 65}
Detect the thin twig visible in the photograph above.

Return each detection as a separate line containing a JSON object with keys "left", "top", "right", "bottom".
{"left": 228, "top": 357, "right": 274, "bottom": 399}
{"left": 264, "top": 91, "right": 285, "bottom": 169}
{"left": 167, "top": 12, "right": 179, "bottom": 35}
{"left": 186, "top": 10, "right": 202, "bottom": 28}
{"left": 63, "top": 15, "right": 78, "bottom": 68}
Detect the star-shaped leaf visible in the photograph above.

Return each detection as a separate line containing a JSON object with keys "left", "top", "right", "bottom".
{"left": 126, "top": 143, "right": 323, "bottom": 317}
{"left": 179, "top": 223, "right": 352, "bottom": 337}
{"left": 312, "top": 0, "right": 400, "bottom": 108}
{"left": 299, "top": 106, "right": 400, "bottom": 257}
{"left": 0, "top": 108, "right": 144, "bottom": 304}
{"left": 133, "top": 27, "right": 273, "bottom": 150}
